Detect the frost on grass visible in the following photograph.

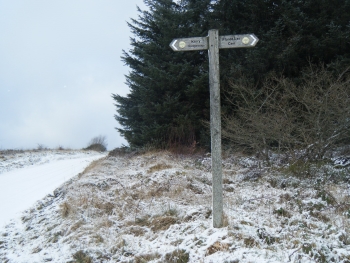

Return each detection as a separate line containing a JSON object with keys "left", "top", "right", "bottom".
{"left": 0, "top": 150, "right": 350, "bottom": 262}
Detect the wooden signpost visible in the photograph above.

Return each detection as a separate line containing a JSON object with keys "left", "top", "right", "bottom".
{"left": 170, "top": 30, "right": 259, "bottom": 228}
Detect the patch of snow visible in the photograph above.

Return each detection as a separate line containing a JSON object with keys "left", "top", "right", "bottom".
{"left": 0, "top": 150, "right": 106, "bottom": 227}
{"left": 0, "top": 151, "right": 349, "bottom": 262}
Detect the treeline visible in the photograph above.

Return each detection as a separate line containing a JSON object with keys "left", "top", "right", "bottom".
{"left": 113, "top": 0, "right": 350, "bottom": 159}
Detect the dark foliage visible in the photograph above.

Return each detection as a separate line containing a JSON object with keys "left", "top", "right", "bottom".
{"left": 113, "top": 0, "right": 350, "bottom": 149}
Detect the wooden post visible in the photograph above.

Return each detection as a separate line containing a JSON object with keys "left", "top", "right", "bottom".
{"left": 170, "top": 30, "right": 258, "bottom": 228}
{"left": 208, "top": 29, "right": 223, "bottom": 228}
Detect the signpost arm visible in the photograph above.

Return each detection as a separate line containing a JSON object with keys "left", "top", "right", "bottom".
{"left": 208, "top": 29, "right": 223, "bottom": 228}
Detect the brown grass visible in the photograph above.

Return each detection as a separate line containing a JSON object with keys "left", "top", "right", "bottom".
{"left": 186, "top": 183, "right": 204, "bottom": 194}
{"left": 69, "top": 220, "right": 84, "bottom": 233}
{"left": 99, "top": 202, "right": 114, "bottom": 215}
{"left": 79, "top": 158, "right": 103, "bottom": 177}
{"left": 147, "top": 163, "right": 172, "bottom": 173}
{"left": 243, "top": 237, "right": 259, "bottom": 248}
{"left": 150, "top": 216, "right": 178, "bottom": 232}
{"left": 205, "top": 241, "right": 229, "bottom": 256}
{"left": 94, "top": 216, "right": 113, "bottom": 229}
{"left": 134, "top": 252, "right": 161, "bottom": 263}
{"left": 223, "top": 213, "right": 229, "bottom": 227}
{"left": 164, "top": 249, "right": 189, "bottom": 263}
{"left": 126, "top": 226, "right": 147, "bottom": 237}
{"left": 126, "top": 216, "right": 150, "bottom": 227}
{"left": 60, "top": 201, "right": 71, "bottom": 217}
{"left": 70, "top": 250, "right": 92, "bottom": 263}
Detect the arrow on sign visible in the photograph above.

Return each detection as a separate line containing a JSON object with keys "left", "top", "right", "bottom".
{"left": 250, "top": 35, "right": 258, "bottom": 46}
{"left": 169, "top": 37, "right": 208, "bottom": 51}
{"left": 219, "top": 34, "right": 259, "bottom": 49}
{"left": 170, "top": 39, "right": 178, "bottom": 51}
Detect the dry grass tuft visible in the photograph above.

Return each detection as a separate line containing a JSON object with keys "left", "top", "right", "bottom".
{"left": 66, "top": 220, "right": 84, "bottom": 235}
{"left": 223, "top": 213, "right": 229, "bottom": 227}
{"left": 164, "top": 249, "right": 189, "bottom": 263}
{"left": 102, "top": 202, "right": 114, "bottom": 215}
{"left": 257, "top": 228, "right": 276, "bottom": 244}
{"left": 273, "top": 207, "right": 291, "bottom": 218}
{"left": 134, "top": 252, "right": 161, "bottom": 263}
{"left": 116, "top": 237, "right": 126, "bottom": 249}
{"left": 92, "top": 234, "right": 104, "bottom": 243}
{"left": 126, "top": 226, "right": 147, "bottom": 237}
{"left": 69, "top": 250, "right": 93, "bottom": 263}
{"left": 95, "top": 217, "right": 113, "bottom": 229}
{"left": 243, "top": 236, "right": 259, "bottom": 247}
{"left": 60, "top": 201, "right": 71, "bottom": 217}
{"left": 31, "top": 247, "right": 42, "bottom": 254}
{"left": 125, "top": 216, "right": 150, "bottom": 228}
{"left": 79, "top": 159, "right": 103, "bottom": 177}
{"left": 163, "top": 207, "right": 179, "bottom": 217}
{"left": 151, "top": 216, "right": 178, "bottom": 232}
{"left": 147, "top": 185, "right": 170, "bottom": 197}
{"left": 147, "top": 163, "right": 172, "bottom": 173}
{"left": 186, "top": 183, "right": 204, "bottom": 194}
{"left": 309, "top": 211, "right": 330, "bottom": 222}
{"left": 205, "top": 241, "right": 229, "bottom": 256}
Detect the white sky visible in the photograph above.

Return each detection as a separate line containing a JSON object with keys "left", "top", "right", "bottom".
{"left": 0, "top": 0, "right": 147, "bottom": 150}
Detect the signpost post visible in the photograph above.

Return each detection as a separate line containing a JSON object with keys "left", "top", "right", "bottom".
{"left": 170, "top": 30, "right": 259, "bottom": 228}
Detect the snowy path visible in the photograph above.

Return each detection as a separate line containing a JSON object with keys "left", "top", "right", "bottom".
{"left": 0, "top": 153, "right": 105, "bottom": 227}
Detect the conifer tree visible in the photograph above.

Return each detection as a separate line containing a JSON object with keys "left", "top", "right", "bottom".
{"left": 114, "top": 0, "right": 350, "bottom": 149}
{"left": 113, "top": 0, "right": 211, "bottom": 148}
{"left": 210, "top": 0, "right": 350, "bottom": 83}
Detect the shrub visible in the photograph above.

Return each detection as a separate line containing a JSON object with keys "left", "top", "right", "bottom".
{"left": 84, "top": 135, "right": 107, "bottom": 152}
{"left": 37, "top": 144, "right": 47, "bottom": 150}
{"left": 222, "top": 65, "right": 350, "bottom": 162}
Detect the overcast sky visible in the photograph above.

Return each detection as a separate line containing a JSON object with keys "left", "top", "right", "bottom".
{"left": 0, "top": 0, "right": 147, "bottom": 150}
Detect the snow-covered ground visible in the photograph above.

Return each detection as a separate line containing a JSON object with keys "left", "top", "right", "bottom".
{"left": 0, "top": 150, "right": 349, "bottom": 263}
{"left": 0, "top": 150, "right": 106, "bottom": 227}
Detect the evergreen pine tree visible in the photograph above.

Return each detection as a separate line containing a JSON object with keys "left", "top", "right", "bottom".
{"left": 210, "top": 0, "right": 350, "bottom": 83}
{"left": 113, "top": 0, "right": 211, "bottom": 148}
{"left": 114, "top": 0, "right": 350, "bottom": 149}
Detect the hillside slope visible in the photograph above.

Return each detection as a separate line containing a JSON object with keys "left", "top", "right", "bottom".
{"left": 1, "top": 150, "right": 349, "bottom": 262}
